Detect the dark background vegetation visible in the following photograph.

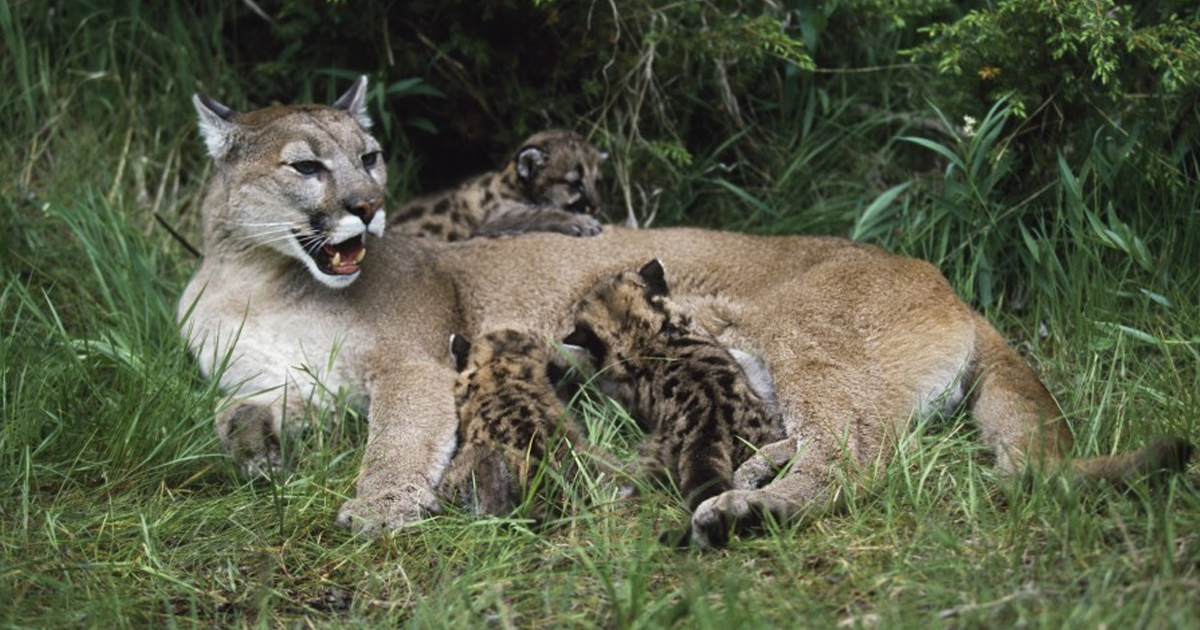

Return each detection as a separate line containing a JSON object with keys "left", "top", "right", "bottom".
{"left": 7, "top": 0, "right": 1200, "bottom": 306}
{"left": 2, "top": 1, "right": 1199, "bottom": 628}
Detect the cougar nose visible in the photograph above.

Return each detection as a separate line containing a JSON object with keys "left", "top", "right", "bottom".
{"left": 347, "top": 197, "right": 383, "bottom": 226}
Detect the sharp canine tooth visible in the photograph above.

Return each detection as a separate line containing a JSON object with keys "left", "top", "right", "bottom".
{"left": 355, "top": 248, "right": 366, "bottom": 263}
{"left": 331, "top": 252, "right": 342, "bottom": 267}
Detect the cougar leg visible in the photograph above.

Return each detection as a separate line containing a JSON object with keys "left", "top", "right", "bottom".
{"left": 690, "top": 436, "right": 839, "bottom": 548}
{"left": 967, "top": 313, "right": 1074, "bottom": 475}
{"left": 968, "top": 313, "right": 1193, "bottom": 482}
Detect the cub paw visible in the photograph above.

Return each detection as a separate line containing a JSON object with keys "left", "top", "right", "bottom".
{"left": 563, "top": 215, "right": 602, "bottom": 237}
{"left": 733, "top": 438, "right": 800, "bottom": 490}
{"left": 336, "top": 481, "right": 442, "bottom": 537}
{"left": 690, "top": 489, "right": 766, "bottom": 549}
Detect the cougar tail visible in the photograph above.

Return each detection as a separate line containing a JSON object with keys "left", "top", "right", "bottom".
{"left": 966, "top": 313, "right": 1192, "bottom": 484}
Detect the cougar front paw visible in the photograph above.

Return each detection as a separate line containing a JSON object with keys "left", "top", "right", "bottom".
{"left": 690, "top": 489, "right": 767, "bottom": 549}
{"left": 217, "top": 403, "right": 281, "bottom": 477}
{"left": 336, "top": 480, "right": 442, "bottom": 536}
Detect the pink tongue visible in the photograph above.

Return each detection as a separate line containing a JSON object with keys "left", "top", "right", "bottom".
{"left": 323, "top": 240, "right": 364, "bottom": 275}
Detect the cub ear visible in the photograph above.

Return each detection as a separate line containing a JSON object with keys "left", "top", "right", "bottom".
{"left": 516, "top": 146, "right": 547, "bottom": 180}
{"left": 563, "top": 324, "right": 607, "bottom": 366}
{"left": 556, "top": 342, "right": 595, "bottom": 372}
{"left": 192, "top": 93, "right": 239, "bottom": 160}
{"left": 333, "top": 75, "right": 373, "bottom": 130}
{"left": 638, "top": 258, "right": 669, "bottom": 297}
{"left": 449, "top": 334, "right": 472, "bottom": 372}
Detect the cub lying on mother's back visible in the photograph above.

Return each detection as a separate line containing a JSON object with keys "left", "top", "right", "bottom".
{"left": 390, "top": 129, "right": 606, "bottom": 241}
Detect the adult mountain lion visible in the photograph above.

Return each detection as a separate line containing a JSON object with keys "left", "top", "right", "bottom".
{"left": 179, "top": 77, "right": 1191, "bottom": 543}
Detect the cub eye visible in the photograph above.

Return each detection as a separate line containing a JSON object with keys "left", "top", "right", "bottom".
{"left": 290, "top": 160, "right": 324, "bottom": 176}
{"left": 661, "top": 320, "right": 685, "bottom": 337}
{"left": 362, "top": 151, "right": 381, "bottom": 169}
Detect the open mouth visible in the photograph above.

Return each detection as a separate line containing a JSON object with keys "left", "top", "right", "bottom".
{"left": 300, "top": 233, "right": 367, "bottom": 276}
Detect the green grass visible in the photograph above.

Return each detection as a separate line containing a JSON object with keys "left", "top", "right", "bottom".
{"left": 3, "top": 3, "right": 1199, "bottom": 629}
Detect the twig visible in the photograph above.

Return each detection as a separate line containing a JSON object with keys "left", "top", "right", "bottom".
{"left": 813, "top": 63, "right": 920, "bottom": 74}
{"left": 154, "top": 212, "right": 202, "bottom": 259}
{"left": 937, "top": 583, "right": 1038, "bottom": 619}
{"left": 241, "top": 0, "right": 275, "bottom": 25}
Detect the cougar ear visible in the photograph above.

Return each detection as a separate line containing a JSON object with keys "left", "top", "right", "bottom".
{"left": 333, "top": 75, "right": 372, "bottom": 130}
{"left": 638, "top": 259, "right": 669, "bottom": 297}
{"left": 516, "top": 146, "right": 547, "bottom": 180}
{"left": 449, "top": 334, "right": 472, "bottom": 372}
{"left": 192, "top": 93, "right": 238, "bottom": 160}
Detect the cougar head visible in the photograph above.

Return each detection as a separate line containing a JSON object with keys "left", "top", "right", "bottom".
{"left": 193, "top": 76, "right": 387, "bottom": 289}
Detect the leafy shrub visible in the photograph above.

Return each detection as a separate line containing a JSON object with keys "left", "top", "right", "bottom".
{"left": 909, "top": 0, "right": 1200, "bottom": 188}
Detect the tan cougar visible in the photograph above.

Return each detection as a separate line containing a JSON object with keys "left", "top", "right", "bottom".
{"left": 178, "top": 78, "right": 1191, "bottom": 542}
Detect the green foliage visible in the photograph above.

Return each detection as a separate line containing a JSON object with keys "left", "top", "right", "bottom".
{"left": 908, "top": 0, "right": 1200, "bottom": 201}
{"left": 914, "top": 0, "right": 1200, "bottom": 113}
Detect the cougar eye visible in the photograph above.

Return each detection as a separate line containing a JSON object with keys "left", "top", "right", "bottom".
{"left": 361, "top": 151, "right": 381, "bottom": 169}
{"left": 290, "top": 160, "right": 324, "bottom": 176}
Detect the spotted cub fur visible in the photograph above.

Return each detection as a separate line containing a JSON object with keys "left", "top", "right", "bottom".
{"left": 390, "top": 129, "right": 606, "bottom": 241}
{"left": 437, "top": 329, "right": 591, "bottom": 518}
{"left": 564, "top": 260, "right": 787, "bottom": 510}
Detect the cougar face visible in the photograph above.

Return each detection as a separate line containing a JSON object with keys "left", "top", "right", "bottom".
{"left": 193, "top": 78, "right": 388, "bottom": 288}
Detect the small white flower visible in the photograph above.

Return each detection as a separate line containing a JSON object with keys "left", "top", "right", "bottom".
{"left": 962, "top": 115, "right": 978, "bottom": 138}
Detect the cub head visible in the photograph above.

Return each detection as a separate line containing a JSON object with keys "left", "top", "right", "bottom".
{"left": 511, "top": 129, "right": 607, "bottom": 216}
{"left": 564, "top": 259, "right": 695, "bottom": 380}
{"left": 450, "top": 330, "right": 587, "bottom": 395}
{"left": 193, "top": 76, "right": 387, "bottom": 289}
{"left": 449, "top": 330, "right": 544, "bottom": 375}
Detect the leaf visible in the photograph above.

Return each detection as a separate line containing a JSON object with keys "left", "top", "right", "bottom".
{"left": 710, "top": 179, "right": 775, "bottom": 217}
{"left": 851, "top": 183, "right": 910, "bottom": 242}
{"left": 404, "top": 116, "right": 439, "bottom": 135}
{"left": 1093, "top": 322, "right": 1161, "bottom": 345}
{"left": 1018, "top": 222, "right": 1041, "bottom": 264}
{"left": 1139, "top": 289, "right": 1174, "bottom": 309}
{"left": 900, "top": 137, "right": 966, "bottom": 173}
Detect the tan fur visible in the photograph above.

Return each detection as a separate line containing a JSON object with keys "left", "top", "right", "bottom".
{"left": 437, "top": 329, "right": 592, "bottom": 519}
{"left": 565, "top": 260, "right": 787, "bottom": 510}
{"left": 179, "top": 82, "right": 1191, "bottom": 541}
{"left": 389, "top": 129, "right": 605, "bottom": 240}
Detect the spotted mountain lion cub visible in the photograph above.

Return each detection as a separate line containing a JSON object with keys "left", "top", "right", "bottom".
{"left": 389, "top": 129, "right": 606, "bottom": 240}
{"left": 180, "top": 77, "right": 1191, "bottom": 544}
{"left": 437, "top": 329, "right": 595, "bottom": 519}
{"left": 566, "top": 259, "right": 788, "bottom": 511}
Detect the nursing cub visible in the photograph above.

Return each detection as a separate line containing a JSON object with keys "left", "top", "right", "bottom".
{"left": 438, "top": 329, "right": 595, "bottom": 519}
{"left": 565, "top": 260, "right": 789, "bottom": 510}
{"left": 389, "top": 129, "right": 606, "bottom": 240}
